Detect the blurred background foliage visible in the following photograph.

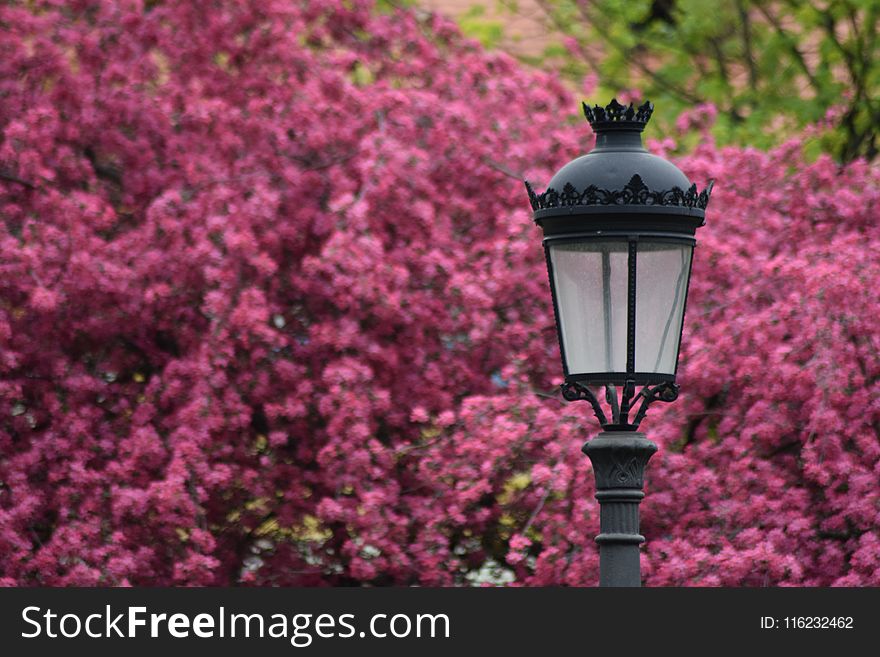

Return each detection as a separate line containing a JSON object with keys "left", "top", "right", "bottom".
{"left": 424, "top": 0, "right": 880, "bottom": 162}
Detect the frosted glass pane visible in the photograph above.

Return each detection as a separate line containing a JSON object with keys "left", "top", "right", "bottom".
{"left": 634, "top": 242, "right": 692, "bottom": 374}
{"left": 549, "top": 241, "right": 628, "bottom": 375}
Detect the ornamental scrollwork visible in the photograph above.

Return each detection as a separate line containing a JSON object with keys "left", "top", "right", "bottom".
{"left": 591, "top": 453, "right": 652, "bottom": 489}
{"left": 561, "top": 381, "right": 608, "bottom": 426}
{"left": 525, "top": 175, "right": 714, "bottom": 212}
{"left": 582, "top": 99, "right": 654, "bottom": 127}
{"left": 560, "top": 380, "right": 680, "bottom": 431}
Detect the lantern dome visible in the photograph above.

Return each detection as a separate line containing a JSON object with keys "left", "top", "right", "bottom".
{"left": 525, "top": 99, "right": 712, "bottom": 233}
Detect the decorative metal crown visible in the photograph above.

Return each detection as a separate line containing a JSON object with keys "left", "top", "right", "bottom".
{"left": 583, "top": 99, "right": 654, "bottom": 130}
{"left": 525, "top": 174, "right": 714, "bottom": 212}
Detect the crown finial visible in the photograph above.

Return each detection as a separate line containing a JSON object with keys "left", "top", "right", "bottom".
{"left": 583, "top": 99, "right": 654, "bottom": 132}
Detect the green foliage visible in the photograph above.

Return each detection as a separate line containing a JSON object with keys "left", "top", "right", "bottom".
{"left": 375, "top": 0, "right": 417, "bottom": 11}
{"left": 491, "top": 0, "right": 880, "bottom": 162}
{"left": 460, "top": 4, "right": 506, "bottom": 48}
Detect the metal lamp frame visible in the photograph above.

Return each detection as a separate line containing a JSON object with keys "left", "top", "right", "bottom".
{"left": 523, "top": 99, "right": 714, "bottom": 587}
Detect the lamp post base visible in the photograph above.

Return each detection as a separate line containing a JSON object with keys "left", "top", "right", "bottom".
{"left": 582, "top": 431, "right": 657, "bottom": 587}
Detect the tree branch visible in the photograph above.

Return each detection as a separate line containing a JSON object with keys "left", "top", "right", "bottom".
{"left": 735, "top": 0, "right": 759, "bottom": 92}
{"left": 756, "top": 4, "right": 822, "bottom": 94}
{"left": 583, "top": 0, "right": 703, "bottom": 104}
{"left": 0, "top": 170, "right": 36, "bottom": 189}
{"left": 482, "top": 156, "right": 524, "bottom": 181}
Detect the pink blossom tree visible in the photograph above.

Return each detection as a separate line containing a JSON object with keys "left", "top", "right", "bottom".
{"left": 0, "top": 0, "right": 877, "bottom": 586}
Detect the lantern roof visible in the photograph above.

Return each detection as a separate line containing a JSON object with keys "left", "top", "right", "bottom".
{"left": 525, "top": 99, "right": 713, "bottom": 225}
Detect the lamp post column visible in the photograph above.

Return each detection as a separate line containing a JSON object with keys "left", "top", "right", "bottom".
{"left": 582, "top": 431, "right": 657, "bottom": 587}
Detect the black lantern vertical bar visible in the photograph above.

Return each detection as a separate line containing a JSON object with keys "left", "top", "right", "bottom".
{"left": 543, "top": 244, "right": 570, "bottom": 378}
{"left": 601, "top": 246, "right": 613, "bottom": 371}
{"left": 672, "top": 244, "right": 697, "bottom": 378}
{"left": 626, "top": 239, "right": 637, "bottom": 375}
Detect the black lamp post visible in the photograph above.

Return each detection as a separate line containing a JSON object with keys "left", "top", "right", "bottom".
{"left": 525, "top": 99, "right": 713, "bottom": 587}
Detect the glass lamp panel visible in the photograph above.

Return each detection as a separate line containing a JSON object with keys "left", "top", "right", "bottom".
{"left": 549, "top": 241, "right": 628, "bottom": 375}
{"left": 634, "top": 242, "right": 693, "bottom": 375}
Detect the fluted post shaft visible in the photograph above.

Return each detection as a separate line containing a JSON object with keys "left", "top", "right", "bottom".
{"left": 582, "top": 431, "right": 657, "bottom": 587}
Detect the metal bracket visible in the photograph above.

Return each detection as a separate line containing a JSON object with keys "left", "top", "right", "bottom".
{"left": 561, "top": 381, "right": 607, "bottom": 426}
{"left": 560, "top": 380, "right": 679, "bottom": 430}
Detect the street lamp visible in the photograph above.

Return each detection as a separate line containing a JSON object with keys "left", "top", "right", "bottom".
{"left": 525, "top": 99, "right": 713, "bottom": 587}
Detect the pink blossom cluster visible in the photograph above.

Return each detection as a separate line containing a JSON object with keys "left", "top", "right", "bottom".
{"left": 1, "top": 1, "right": 877, "bottom": 586}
